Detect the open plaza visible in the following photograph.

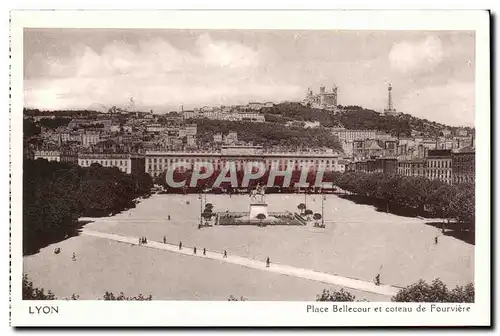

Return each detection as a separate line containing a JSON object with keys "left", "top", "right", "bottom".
{"left": 23, "top": 193, "right": 474, "bottom": 301}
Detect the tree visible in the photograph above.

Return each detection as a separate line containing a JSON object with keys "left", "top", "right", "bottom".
{"left": 316, "top": 279, "right": 474, "bottom": 303}
{"left": 316, "top": 289, "right": 356, "bottom": 302}
{"left": 228, "top": 295, "right": 248, "bottom": 301}
{"left": 256, "top": 213, "right": 266, "bottom": 226}
{"left": 23, "top": 159, "right": 154, "bottom": 255}
{"left": 297, "top": 203, "right": 306, "bottom": 215}
{"left": 391, "top": 279, "right": 474, "bottom": 303}
{"left": 102, "top": 291, "right": 153, "bottom": 301}
{"left": 313, "top": 213, "right": 322, "bottom": 227}
{"left": 202, "top": 209, "right": 213, "bottom": 224}
{"left": 304, "top": 209, "right": 313, "bottom": 220}
{"left": 22, "top": 274, "right": 56, "bottom": 300}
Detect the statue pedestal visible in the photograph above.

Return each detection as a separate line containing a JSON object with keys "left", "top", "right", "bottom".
{"left": 249, "top": 203, "right": 268, "bottom": 219}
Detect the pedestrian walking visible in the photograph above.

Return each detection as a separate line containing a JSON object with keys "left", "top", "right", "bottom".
{"left": 144, "top": 237, "right": 147, "bottom": 244}
{"left": 168, "top": 215, "right": 171, "bottom": 220}
{"left": 193, "top": 247, "right": 197, "bottom": 254}
{"left": 203, "top": 248, "right": 206, "bottom": 256}
{"left": 223, "top": 250, "right": 227, "bottom": 258}
{"left": 138, "top": 237, "right": 142, "bottom": 245}
{"left": 179, "top": 241, "right": 182, "bottom": 250}
{"left": 163, "top": 236, "right": 166, "bottom": 244}
{"left": 266, "top": 257, "right": 270, "bottom": 268}
{"left": 72, "top": 253, "right": 77, "bottom": 261}
{"left": 434, "top": 236, "right": 439, "bottom": 245}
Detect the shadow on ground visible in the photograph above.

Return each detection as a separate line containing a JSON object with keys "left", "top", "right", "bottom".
{"left": 338, "top": 194, "right": 475, "bottom": 245}
{"left": 23, "top": 220, "right": 95, "bottom": 256}
{"left": 424, "top": 221, "right": 475, "bottom": 245}
{"left": 337, "top": 194, "right": 424, "bottom": 218}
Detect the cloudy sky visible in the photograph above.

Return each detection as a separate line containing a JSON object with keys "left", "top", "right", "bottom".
{"left": 24, "top": 29, "right": 475, "bottom": 126}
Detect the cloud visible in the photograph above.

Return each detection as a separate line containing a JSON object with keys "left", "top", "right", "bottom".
{"left": 196, "top": 33, "right": 259, "bottom": 69}
{"left": 40, "top": 34, "right": 260, "bottom": 80}
{"left": 389, "top": 36, "right": 445, "bottom": 74}
{"left": 398, "top": 81, "right": 475, "bottom": 126}
{"left": 25, "top": 34, "right": 269, "bottom": 110}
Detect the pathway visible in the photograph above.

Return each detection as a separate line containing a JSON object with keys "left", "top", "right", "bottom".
{"left": 82, "top": 228, "right": 401, "bottom": 297}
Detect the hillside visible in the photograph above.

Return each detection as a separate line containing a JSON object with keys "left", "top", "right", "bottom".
{"left": 192, "top": 119, "right": 342, "bottom": 151}
{"left": 261, "top": 103, "right": 473, "bottom": 138}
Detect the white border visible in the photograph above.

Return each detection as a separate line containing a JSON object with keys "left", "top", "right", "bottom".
{"left": 9, "top": 10, "right": 491, "bottom": 327}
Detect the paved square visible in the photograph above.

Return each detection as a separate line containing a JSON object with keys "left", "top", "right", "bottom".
{"left": 24, "top": 193, "right": 474, "bottom": 301}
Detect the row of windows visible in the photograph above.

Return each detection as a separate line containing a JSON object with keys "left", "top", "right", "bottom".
{"left": 427, "top": 160, "right": 452, "bottom": 168}
{"left": 454, "top": 175, "right": 474, "bottom": 183}
{"left": 147, "top": 158, "right": 335, "bottom": 165}
{"left": 80, "top": 159, "right": 129, "bottom": 167}
{"left": 148, "top": 163, "right": 337, "bottom": 172}
{"left": 36, "top": 156, "right": 60, "bottom": 162}
{"left": 427, "top": 171, "right": 451, "bottom": 178}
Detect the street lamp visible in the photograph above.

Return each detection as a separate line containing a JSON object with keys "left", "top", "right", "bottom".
{"left": 304, "top": 190, "right": 307, "bottom": 210}
{"left": 322, "top": 195, "right": 326, "bottom": 227}
{"left": 198, "top": 194, "right": 203, "bottom": 226}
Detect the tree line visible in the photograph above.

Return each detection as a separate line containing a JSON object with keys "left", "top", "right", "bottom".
{"left": 334, "top": 171, "right": 475, "bottom": 230}
{"left": 317, "top": 278, "right": 474, "bottom": 303}
{"left": 23, "top": 159, "right": 153, "bottom": 255}
{"left": 22, "top": 274, "right": 152, "bottom": 300}
{"left": 23, "top": 273, "right": 472, "bottom": 302}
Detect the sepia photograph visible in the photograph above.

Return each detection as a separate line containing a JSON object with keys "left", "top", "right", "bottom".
{"left": 9, "top": 10, "right": 490, "bottom": 327}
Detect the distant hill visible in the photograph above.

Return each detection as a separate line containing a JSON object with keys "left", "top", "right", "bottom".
{"left": 262, "top": 102, "right": 473, "bottom": 138}
{"left": 87, "top": 103, "right": 109, "bottom": 113}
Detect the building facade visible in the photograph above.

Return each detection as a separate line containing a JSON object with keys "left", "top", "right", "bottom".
{"left": 425, "top": 149, "right": 452, "bottom": 184}
{"left": 77, "top": 153, "right": 145, "bottom": 175}
{"left": 332, "top": 128, "right": 377, "bottom": 142}
{"left": 303, "top": 86, "right": 338, "bottom": 109}
{"left": 34, "top": 150, "right": 78, "bottom": 164}
{"left": 452, "top": 148, "right": 475, "bottom": 184}
{"left": 397, "top": 160, "right": 426, "bottom": 178}
{"left": 144, "top": 146, "right": 340, "bottom": 178}
{"left": 352, "top": 139, "right": 397, "bottom": 159}
{"left": 347, "top": 158, "right": 398, "bottom": 175}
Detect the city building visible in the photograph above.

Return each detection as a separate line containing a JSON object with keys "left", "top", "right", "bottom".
{"left": 248, "top": 102, "right": 264, "bottom": 110}
{"left": 264, "top": 102, "right": 274, "bottom": 108}
{"left": 82, "top": 131, "right": 101, "bottom": 148}
{"left": 303, "top": 86, "right": 338, "bottom": 109}
{"left": 352, "top": 139, "right": 397, "bottom": 159}
{"left": 303, "top": 121, "right": 321, "bottom": 128}
{"left": 213, "top": 133, "right": 223, "bottom": 143}
{"left": 456, "top": 128, "right": 469, "bottom": 137}
{"left": 332, "top": 128, "right": 377, "bottom": 142}
{"left": 337, "top": 159, "right": 349, "bottom": 173}
{"left": 441, "top": 128, "right": 452, "bottom": 137}
{"left": 397, "top": 160, "right": 426, "bottom": 178}
{"left": 144, "top": 146, "right": 340, "bottom": 178}
{"left": 239, "top": 112, "right": 265, "bottom": 122}
{"left": 186, "top": 135, "right": 197, "bottom": 148}
{"left": 425, "top": 149, "right": 452, "bottom": 184}
{"left": 110, "top": 124, "right": 121, "bottom": 133}
{"left": 77, "top": 153, "right": 145, "bottom": 175}
{"left": 34, "top": 150, "right": 78, "bottom": 164}
{"left": 452, "top": 147, "right": 475, "bottom": 184}
{"left": 146, "top": 124, "right": 167, "bottom": 133}
{"left": 224, "top": 132, "right": 238, "bottom": 145}
{"left": 346, "top": 157, "right": 398, "bottom": 174}
{"left": 182, "top": 124, "right": 197, "bottom": 137}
